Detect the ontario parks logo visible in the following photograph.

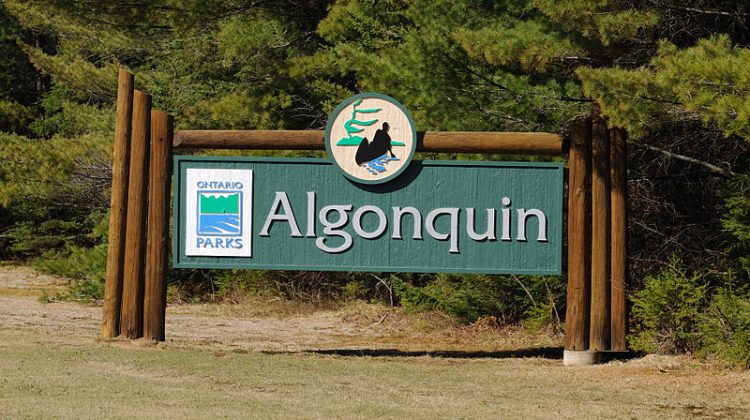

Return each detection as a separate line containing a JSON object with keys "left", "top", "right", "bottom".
{"left": 197, "top": 190, "right": 242, "bottom": 236}
{"left": 185, "top": 169, "right": 253, "bottom": 257}
{"left": 325, "top": 93, "right": 416, "bottom": 184}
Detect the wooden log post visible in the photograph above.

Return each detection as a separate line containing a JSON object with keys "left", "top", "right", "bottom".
{"left": 120, "top": 90, "right": 151, "bottom": 339}
{"left": 610, "top": 128, "right": 628, "bottom": 351}
{"left": 564, "top": 117, "right": 592, "bottom": 361}
{"left": 173, "top": 130, "right": 565, "bottom": 156}
{"left": 589, "top": 109, "right": 611, "bottom": 352}
{"left": 144, "top": 111, "right": 173, "bottom": 341}
{"left": 101, "top": 69, "right": 134, "bottom": 339}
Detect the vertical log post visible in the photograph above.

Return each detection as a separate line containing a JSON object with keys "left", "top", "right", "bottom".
{"left": 144, "top": 111, "right": 173, "bottom": 341}
{"left": 590, "top": 107, "right": 611, "bottom": 352}
{"left": 610, "top": 128, "right": 628, "bottom": 351}
{"left": 120, "top": 90, "right": 151, "bottom": 339}
{"left": 564, "top": 117, "right": 593, "bottom": 364}
{"left": 101, "top": 69, "right": 134, "bottom": 339}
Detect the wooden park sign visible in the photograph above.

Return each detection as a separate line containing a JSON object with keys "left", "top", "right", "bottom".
{"left": 173, "top": 157, "right": 563, "bottom": 274}
{"left": 101, "top": 69, "right": 628, "bottom": 366}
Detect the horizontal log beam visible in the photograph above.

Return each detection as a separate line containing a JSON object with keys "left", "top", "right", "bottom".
{"left": 173, "top": 130, "right": 565, "bottom": 156}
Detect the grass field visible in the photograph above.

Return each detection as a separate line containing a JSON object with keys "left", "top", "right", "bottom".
{"left": 1, "top": 266, "right": 749, "bottom": 419}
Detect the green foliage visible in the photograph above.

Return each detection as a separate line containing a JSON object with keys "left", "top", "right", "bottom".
{"left": 19, "top": 41, "right": 118, "bottom": 99}
{"left": 30, "top": 210, "right": 108, "bottom": 302}
{"left": 591, "top": 9, "right": 659, "bottom": 46}
{"left": 342, "top": 280, "right": 369, "bottom": 301}
{"left": 199, "top": 269, "right": 397, "bottom": 305}
{"left": 0, "top": 131, "right": 111, "bottom": 259}
{"left": 579, "top": 36, "right": 750, "bottom": 140}
{"left": 722, "top": 175, "right": 750, "bottom": 275}
{"left": 697, "top": 287, "right": 750, "bottom": 368}
{"left": 211, "top": 269, "right": 279, "bottom": 301}
{"left": 629, "top": 256, "right": 750, "bottom": 367}
{"left": 0, "top": 100, "right": 34, "bottom": 133}
{"left": 30, "top": 87, "right": 115, "bottom": 138}
{"left": 35, "top": 244, "right": 107, "bottom": 301}
{"left": 312, "top": 0, "right": 588, "bottom": 132}
{"left": 534, "top": 0, "right": 659, "bottom": 45}
{"left": 7, "top": 219, "right": 85, "bottom": 256}
{"left": 454, "top": 20, "right": 580, "bottom": 73}
{"left": 629, "top": 257, "right": 707, "bottom": 354}
{"left": 0, "top": 4, "right": 42, "bottom": 107}
{"left": 394, "top": 274, "right": 564, "bottom": 324}
{"left": 523, "top": 284, "right": 562, "bottom": 332}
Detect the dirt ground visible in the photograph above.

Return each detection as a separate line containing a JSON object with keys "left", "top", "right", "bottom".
{"left": 0, "top": 265, "right": 558, "bottom": 353}
{"left": 1, "top": 265, "right": 749, "bottom": 419}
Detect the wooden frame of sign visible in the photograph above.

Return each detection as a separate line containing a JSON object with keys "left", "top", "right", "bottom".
{"left": 100, "top": 68, "right": 627, "bottom": 365}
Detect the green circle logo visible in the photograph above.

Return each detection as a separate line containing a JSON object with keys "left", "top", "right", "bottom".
{"left": 325, "top": 93, "right": 417, "bottom": 185}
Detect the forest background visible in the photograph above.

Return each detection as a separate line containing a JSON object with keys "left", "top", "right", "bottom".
{"left": 0, "top": 0, "right": 749, "bottom": 366}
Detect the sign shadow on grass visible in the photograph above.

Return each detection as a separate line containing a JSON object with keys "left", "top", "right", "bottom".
{"left": 264, "top": 347, "right": 565, "bottom": 360}
{"left": 262, "top": 348, "right": 640, "bottom": 361}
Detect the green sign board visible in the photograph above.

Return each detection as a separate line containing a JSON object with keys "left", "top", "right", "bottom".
{"left": 173, "top": 156, "right": 563, "bottom": 275}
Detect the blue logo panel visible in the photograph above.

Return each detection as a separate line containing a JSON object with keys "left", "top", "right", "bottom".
{"left": 197, "top": 191, "right": 242, "bottom": 236}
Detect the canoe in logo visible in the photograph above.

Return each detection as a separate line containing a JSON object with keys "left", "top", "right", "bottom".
{"left": 197, "top": 191, "right": 242, "bottom": 236}
{"left": 325, "top": 93, "right": 416, "bottom": 184}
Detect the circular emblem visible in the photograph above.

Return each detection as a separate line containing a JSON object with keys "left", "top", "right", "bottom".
{"left": 325, "top": 93, "right": 416, "bottom": 185}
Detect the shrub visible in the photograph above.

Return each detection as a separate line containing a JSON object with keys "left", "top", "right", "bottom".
{"left": 394, "top": 273, "right": 563, "bottom": 324}
{"left": 629, "top": 256, "right": 707, "bottom": 354}
{"left": 35, "top": 244, "right": 107, "bottom": 301}
{"left": 697, "top": 287, "right": 750, "bottom": 368}
{"left": 722, "top": 175, "right": 750, "bottom": 277}
{"left": 212, "top": 269, "right": 279, "bottom": 301}
{"left": 342, "top": 280, "right": 369, "bottom": 301}
{"left": 0, "top": 132, "right": 112, "bottom": 260}
{"left": 524, "top": 284, "right": 563, "bottom": 333}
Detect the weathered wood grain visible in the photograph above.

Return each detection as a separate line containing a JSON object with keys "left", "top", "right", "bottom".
{"left": 100, "top": 69, "right": 133, "bottom": 339}
{"left": 173, "top": 130, "right": 565, "bottom": 156}
{"left": 590, "top": 111, "right": 611, "bottom": 352}
{"left": 564, "top": 118, "right": 592, "bottom": 352}
{"left": 120, "top": 90, "right": 151, "bottom": 339}
{"left": 143, "top": 111, "right": 172, "bottom": 342}
{"left": 610, "top": 128, "right": 628, "bottom": 351}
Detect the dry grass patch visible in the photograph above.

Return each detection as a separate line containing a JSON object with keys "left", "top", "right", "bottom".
{"left": 1, "top": 264, "right": 749, "bottom": 418}
{"left": 1, "top": 326, "right": 749, "bottom": 419}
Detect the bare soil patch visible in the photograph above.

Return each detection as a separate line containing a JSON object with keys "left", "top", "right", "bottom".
{"left": 0, "top": 265, "right": 559, "bottom": 352}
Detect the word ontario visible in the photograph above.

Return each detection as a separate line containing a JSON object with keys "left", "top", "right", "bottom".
{"left": 259, "top": 192, "right": 549, "bottom": 254}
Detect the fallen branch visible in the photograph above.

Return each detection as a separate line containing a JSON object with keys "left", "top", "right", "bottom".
{"left": 637, "top": 143, "right": 737, "bottom": 178}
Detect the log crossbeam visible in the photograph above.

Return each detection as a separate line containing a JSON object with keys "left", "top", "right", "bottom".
{"left": 173, "top": 130, "right": 566, "bottom": 156}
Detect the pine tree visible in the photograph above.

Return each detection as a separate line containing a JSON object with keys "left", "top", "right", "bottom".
{"left": 0, "top": 0, "right": 748, "bottom": 310}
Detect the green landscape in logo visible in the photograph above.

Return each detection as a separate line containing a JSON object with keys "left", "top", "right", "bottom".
{"left": 200, "top": 193, "right": 240, "bottom": 213}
